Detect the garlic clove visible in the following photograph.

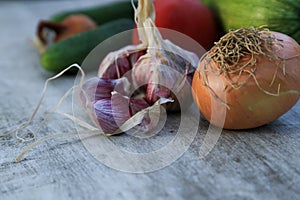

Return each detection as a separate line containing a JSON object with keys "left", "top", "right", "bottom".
{"left": 98, "top": 45, "right": 146, "bottom": 79}
{"left": 82, "top": 77, "right": 130, "bottom": 103}
{"left": 92, "top": 91, "right": 150, "bottom": 135}
{"left": 94, "top": 97, "right": 130, "bottom": 134}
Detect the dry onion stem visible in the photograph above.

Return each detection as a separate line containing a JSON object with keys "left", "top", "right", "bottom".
{"left": 199, "top": 27, "right": 300, "bottom": 103}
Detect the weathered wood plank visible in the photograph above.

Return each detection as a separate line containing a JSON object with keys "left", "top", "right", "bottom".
{"left": 0, "top": 1, "right": 300, "bottom": 200}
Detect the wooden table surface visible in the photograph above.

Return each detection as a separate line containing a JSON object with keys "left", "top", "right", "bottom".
{"left": 1, "top": 1, "right": 300, "bottom": 200}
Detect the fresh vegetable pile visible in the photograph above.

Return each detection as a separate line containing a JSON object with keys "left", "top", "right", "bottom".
{"left": 33, "top": 0, "right": 300, "bottom": 130}
{"left": 2, "top": 0, "right": 300, "bottom": 163}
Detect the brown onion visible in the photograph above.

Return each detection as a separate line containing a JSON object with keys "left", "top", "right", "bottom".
{"left": 192, "top": 28, "right": 300, "bottom": 129}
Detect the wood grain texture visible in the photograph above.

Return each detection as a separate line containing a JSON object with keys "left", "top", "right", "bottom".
{"left": 0, "top": 1, "right": 300, "bottom": 200}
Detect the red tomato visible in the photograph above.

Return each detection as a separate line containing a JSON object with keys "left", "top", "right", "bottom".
{"left": 133, "top": 0, "right": 220, "bottom": 50}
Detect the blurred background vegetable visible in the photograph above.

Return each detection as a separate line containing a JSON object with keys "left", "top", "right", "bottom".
{"left": 201, "top": 0, "right": 300, "bottom": 43}
{"left": 50, "top": 0, "right": 137, "bottom": 24}
{"left": 37, "top": 14, "right": 97, "bottom": 45}
{"left": 40, "top": 19, "right": 135, "bottom": 73}
{"left": 133, "top": 0, "right": 221, "bottom": 50}
{"left": 35, "top": 1, "right": 137, "bottom": 73}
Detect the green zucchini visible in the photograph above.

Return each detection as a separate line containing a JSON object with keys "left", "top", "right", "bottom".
{"left": 50, "top": 0, "right": 137, "bottom": 25}
{"left": 41, "top": 19, "right": 135, "bottom": 73}
{"left": 201, "top": 0, "right": 300, "bottom": 43}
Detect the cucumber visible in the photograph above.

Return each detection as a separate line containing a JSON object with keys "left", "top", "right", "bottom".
{"left": 50, "top": 0, "right": 137, "bottom": 25}
{"left": 41, "top": 19, "right": 135, "bottom": 73}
